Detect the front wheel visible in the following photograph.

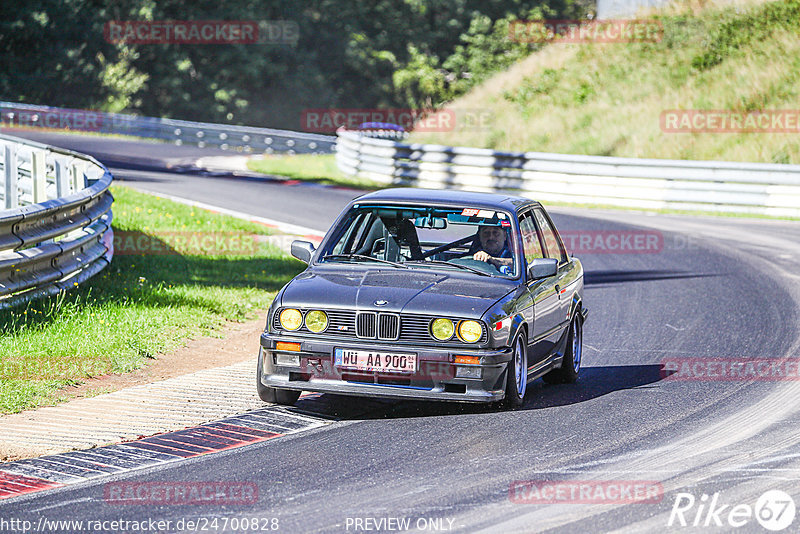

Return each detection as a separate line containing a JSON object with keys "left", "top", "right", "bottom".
{"left": 543, "top": 313, "right": 583, "bottom": 384}
{"left": 502, "top": 332, "right": 528, "bottom": 408}
{"left": 257, "top": 351, "right": 301, "bottom": 405}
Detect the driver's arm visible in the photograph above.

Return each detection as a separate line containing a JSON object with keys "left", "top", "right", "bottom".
{"left": 473, "top": 251, "right": 513, "bottom": 267}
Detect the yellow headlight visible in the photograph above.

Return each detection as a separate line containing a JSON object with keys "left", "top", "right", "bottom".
{"left": 458, "top": 320, "right": 482, "bottom": 343}
{"left": 279, "top": 308, "right": 302, "bottom": 331}
{"left": 305, "top": 310, "right": 328, "bottom": 333}
{"left": 431, "top": 318, "right": 455, "bottom": 341}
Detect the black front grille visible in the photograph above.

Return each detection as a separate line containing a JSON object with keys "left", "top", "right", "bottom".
{"left": 272, "top": 308, "right": 487, "bottom": 345}
{"left": 355, "top": 312, "right": 399, "bottom": 340}
{"left": 356, "top": 312, "right": 377, "bottom": 338}
{"left": 378, "top": 313, "right": 399, "bottom": 340}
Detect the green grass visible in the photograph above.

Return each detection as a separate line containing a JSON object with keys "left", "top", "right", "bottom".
{"left": 247, "top": 154, "right": 380, "bottom": 189}
{"left": 0, "top": 185, "right": 304, "bottom": 414}
{"left": 410, "top": 0, "right": 800, "bottom": 164}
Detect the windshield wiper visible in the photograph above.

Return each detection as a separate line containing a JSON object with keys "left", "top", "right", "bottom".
{"left": 320, "top": 254, "right": 409, "bottom": 269}
{"left": 407, "top": 259, "right": 494, "bottom": 277}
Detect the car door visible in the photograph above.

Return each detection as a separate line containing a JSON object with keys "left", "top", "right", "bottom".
{"left": 519, "top": 210, "right": 560, "bottom": 367}
{"left": 533, "top": 207, "right": 573, "bottom": 346}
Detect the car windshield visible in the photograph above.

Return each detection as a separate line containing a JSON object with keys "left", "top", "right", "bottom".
{"left": 319, "top": 203, "right": 518, "bottom": 277}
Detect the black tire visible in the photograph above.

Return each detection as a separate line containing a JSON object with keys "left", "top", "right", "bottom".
{"left": 256, "top": 352, "right": 301, "bottom": 405}
{"left": 502, "top": 331, "right": 528, "bottom": 408}
{"left": 543, "top": 313, "right": 583, "bottom": 384}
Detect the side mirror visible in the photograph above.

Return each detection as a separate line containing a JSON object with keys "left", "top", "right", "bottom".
{"left": 527, "top": 258, "right": 558, "bottom": 281}
{"left": 291, "top": 240, "right": 316, "bottom": 264}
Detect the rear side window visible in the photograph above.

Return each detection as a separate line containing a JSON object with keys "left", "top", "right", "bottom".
{"left": 519, "top": 212, "right": 545, "bottom": 264}
{"left": 533, "top": 208, "right": 567, "bottom": 263}
{"left": 331, "top": 212, "right": 377, "bottom": 255}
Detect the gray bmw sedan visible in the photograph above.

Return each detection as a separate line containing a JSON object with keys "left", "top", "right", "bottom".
{"left": 258, "top": 188, "right": 586, "bottom": 409}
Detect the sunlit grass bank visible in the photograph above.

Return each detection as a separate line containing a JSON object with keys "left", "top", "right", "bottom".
{"left": 411, "top": 0, "right": 800, "bottom": 164}
{"left": 0, "top": 185, "right": 303, "bottom": 413}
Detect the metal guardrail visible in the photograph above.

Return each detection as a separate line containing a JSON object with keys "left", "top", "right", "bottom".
{"left": 336, "top": 129, "right": 800, "bottom": 217}
{"left": 0, "top": 101, "right": 336, "bottom": 155}
{"left": 0, "top": 133, "right": 113, "bottom": 309}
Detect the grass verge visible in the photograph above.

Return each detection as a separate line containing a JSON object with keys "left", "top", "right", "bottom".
{"left": 247, "top": 153, "right": 380, "bottom": 190}
{"left": 0, "top": 185, "right": 304, "bottom": 414}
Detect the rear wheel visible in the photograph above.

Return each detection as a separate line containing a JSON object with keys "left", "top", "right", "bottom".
{"left": 543, "top": 313, "right": 583, "bottom": 384}
{"left": 502, "top": 332, "right": 528, "bottom": 408}
{"left": 257, "top": 351, "right": 301, "bottom": 405}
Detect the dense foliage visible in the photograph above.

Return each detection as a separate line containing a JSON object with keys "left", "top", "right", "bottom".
{"left": 0, "top": 0, "right": 589, "bottom": 129}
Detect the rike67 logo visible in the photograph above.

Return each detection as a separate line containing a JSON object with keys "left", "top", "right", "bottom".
{"left": 668, "top": 490, "right": 796, "bottom": 531}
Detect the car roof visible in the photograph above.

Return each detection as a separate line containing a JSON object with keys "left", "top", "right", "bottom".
{"left": 353, "top": 188, "right": 540, "bottom": 211}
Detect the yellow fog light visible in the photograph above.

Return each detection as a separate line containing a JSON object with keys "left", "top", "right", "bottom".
{"left": 431, "top": 318, "right": 455, "bottom": 341}
{"left": 279, "top": 308, "right": 302, "bottom": 331}
{"left": 305, "top": 310, "right": 328, "bottom": 333}
{"left": 458, "top": 320, "right": 482, "bottom": 343}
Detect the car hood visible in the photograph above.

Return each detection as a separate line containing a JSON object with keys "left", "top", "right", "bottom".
{"left": 280, "top": 267, "right": 515, "bottom": 317}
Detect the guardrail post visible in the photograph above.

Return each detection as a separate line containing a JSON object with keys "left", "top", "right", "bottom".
{"left": 71, "top": 161, "right": 86, "bottom": 191}
{"left": 31, "top": 148, "right": 47, "bottom": 203}
{"left": 3, "top": 143, "right": 17, "bottom": 209}
{"left": 55, "top": 159, "right": 69, "bottom": 197}
{"left": 354, "top": 135, "right": 363, "bottom": 177}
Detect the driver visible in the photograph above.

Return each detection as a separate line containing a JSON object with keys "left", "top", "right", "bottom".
{"left": 470, "top": 225, "right": 513, "bottom": 270}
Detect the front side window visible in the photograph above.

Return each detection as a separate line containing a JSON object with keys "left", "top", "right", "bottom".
{"left": 320, "top": 204, "right": 519, "bottom": 277}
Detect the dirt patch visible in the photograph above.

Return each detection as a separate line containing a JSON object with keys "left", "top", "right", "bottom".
{"left": 1, "top": 314, "right": 267, "bottom": 462}
{"left": 57, "top": 313, "right": 266, "bottom": 402}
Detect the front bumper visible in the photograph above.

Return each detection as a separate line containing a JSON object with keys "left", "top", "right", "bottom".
{"left": 259, "top": 333, "right": 513, "bottom": 403}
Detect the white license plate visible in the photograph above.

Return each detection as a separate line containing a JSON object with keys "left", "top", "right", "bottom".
{"left": 334, "top": 348, "right": 417, "bottom": 373}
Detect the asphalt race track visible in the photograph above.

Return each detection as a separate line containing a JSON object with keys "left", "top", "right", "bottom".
{"left": 2, "top": 131, "right": 800, "bottom": 533}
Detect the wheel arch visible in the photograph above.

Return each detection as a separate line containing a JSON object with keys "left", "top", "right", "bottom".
{"left": 568, "top": 293, "right": 585, "bottom": 323}
{"left": 509, "top": 313, "right": 528, "bottom": 344}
